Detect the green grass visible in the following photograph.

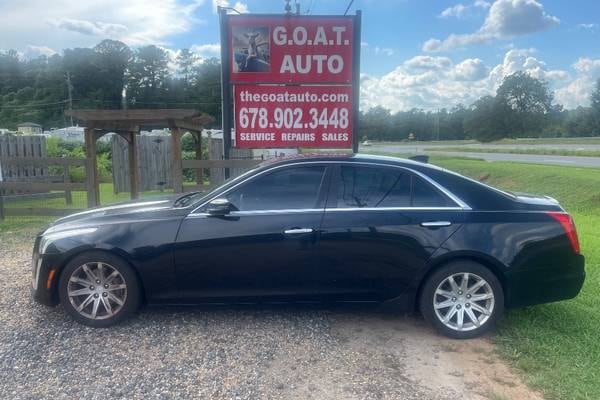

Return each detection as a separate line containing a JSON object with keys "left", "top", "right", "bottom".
{"left": 427, "top": 147, "right": 600, "bottom": 158}
{"left": 419, "top": 156, "right": 600, "bottom": 400}
{"left": 494, "top": 137, "right": 600, "bottom": 145}
{"left": 2, "top": 156, "right": 600, "bottom": 399}
{"left": 0, "top": 183, "right": 180, "bottom": 232}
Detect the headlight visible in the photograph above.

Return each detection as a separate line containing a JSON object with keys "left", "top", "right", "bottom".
{"left": 38, "top": 227, "right": 98, "bottom": 254}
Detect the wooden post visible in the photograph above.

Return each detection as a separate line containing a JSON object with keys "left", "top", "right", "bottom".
{"left": 193, "top": 131, "right": 204, "bottom": 186}
{"left": 64, "top": 165, "right": 72, "bottom": 205}
{"left": 171, "top": 126, "right": 184, "bottom": 193}
{"left": 84, "top": 127, "right": 99, "bottom": 207}
{"left": 0, "top": 190, "right": 4, "bottom": 221}
{"left": 128, "top": 131, "right": 140, "bottom": 200}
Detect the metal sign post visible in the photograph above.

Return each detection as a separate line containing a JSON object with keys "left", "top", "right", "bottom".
{"left": 352, "top": 10, "right": 361, "bottom": 154}
{"left": 219, "top": 7, "right": 232, "bottom": 178}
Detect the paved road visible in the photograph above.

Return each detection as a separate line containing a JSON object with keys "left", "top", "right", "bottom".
{"left": 366, "top": 142, "right": 600, "bottom": 152}
{"left": 429, "top": 151, "right": 600, "bottom": 168}
{"left": 364, "top": 145, "right": 600, "bottom": 168}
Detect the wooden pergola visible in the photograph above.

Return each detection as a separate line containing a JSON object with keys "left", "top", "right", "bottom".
{"left": 66, "top": 109, "right": 214, "bottom": 207}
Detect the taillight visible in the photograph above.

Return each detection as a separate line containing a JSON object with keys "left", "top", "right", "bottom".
{"left": 547, "top": 212, "right": 580, "bottom": 254}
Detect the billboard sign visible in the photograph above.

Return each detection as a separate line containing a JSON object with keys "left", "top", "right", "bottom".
{"left": 220, "top": 11, "right": 360, "bottom": 151}
{"left": 229, "top": 16, "right": 354, "bottom": 84}
{"left": 234, "top": 85, "right": 353, "bottom": 148}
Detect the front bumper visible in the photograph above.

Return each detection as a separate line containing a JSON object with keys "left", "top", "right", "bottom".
{"left": 31, "top": 247, "right": 62, "bottom": 307}
{"left": 506, "top": 254, "right": 585, "bottom": 308}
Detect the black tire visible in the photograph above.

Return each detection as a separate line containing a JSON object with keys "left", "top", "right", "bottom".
{"left": 419, "top": 260, "right": 504, "bottom": 339}
{"left": 58, "top": 251, "right": 142, "bottom": 327}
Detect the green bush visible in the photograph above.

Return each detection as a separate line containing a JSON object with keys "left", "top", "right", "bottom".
{"left": 45, "top": 137, "right": 112, "bottom": 182}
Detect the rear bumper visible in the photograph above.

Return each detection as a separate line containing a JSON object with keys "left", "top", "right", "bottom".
{"left": 506, "top": 254, "right": 585, "bottom": 308}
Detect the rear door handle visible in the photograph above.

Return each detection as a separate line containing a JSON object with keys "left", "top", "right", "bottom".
{"left": 420, "top": 221, "right": 452, "bottom": 227}
{"left": 283, "top": 228, "right": 314, "bottom": 234}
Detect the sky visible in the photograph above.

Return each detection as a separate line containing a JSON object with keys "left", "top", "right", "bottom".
{"left": 0, "top": 0, "right": 599, "bottom": 111}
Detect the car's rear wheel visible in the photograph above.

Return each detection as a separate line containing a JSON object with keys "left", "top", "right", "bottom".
{"left": 58, "top": 252, "right": 141, "bottom": 327}
{"left": 420, "top": 261, "right": 504, "bottom": 339}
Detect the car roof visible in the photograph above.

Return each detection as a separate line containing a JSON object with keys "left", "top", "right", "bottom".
{"left": 259, "top": 152, "right": 440, "bottom": 171}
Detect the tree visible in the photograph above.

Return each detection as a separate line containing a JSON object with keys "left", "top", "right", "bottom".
{"left": 464, "top": 96, "right": 509, "bottom": 142}
{"left": 127, "top": 45, "right": 170, "bottom": 107}
{"left": 496, "top": 71, "right": 554, "bottom": 136}
{"left": 94, "top": 40, "right": 132, "bottom": 108}
{"left": 591, "top": 78, "right": 600, "bottom": 135}
{"left": 177, "top": 48, "right": 197, "bottom": 86}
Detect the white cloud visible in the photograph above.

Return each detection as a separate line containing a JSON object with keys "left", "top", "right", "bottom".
{"left": 190, "top": 43, "right": 221, "bottom": 57}
{"left": 53, "top": 18, "right": 128, "bottom": 37}
{"left": 474, "top": 0, "right": 492, "bottom": 8}
{"left": 556, "top": 58, "right": 600, "bottom": 108}
{"left": 489, "top": 49, "right": 569, "bottom": 89}
{"left": 577, "top": 23, "right": 598, "bottom": 31}
{"left": 22, "top": 45, "right": 57, "bottom": 59}
{"left": 424, "top": 0, "right": 559, "bottom": 52}
{"left": 0, "top": 0, "right": 207, "bottom": 50}
{"left": 452, "top": 58, "right": 490, "bottom": 80}
{"left": 440, "top": 4, "right": 468, "bottom": 18}
{"left": 212, "top": 0, "right": 249, "bottom": 13}
{"left": 361, "top": 56, "right": 494, "bottom": 112}
{"left": 404, "top": 56, "right": 453, "bottom": 71}
{"left": 374, "top": 47, "right": 395, "bottom": 56}
{"left": 360, "top": 49, "right": 586, "bottom": 112}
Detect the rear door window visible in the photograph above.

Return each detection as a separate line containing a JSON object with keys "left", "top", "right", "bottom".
{"left": 412, "top": 176, "right": 452, "bottom": 207}
{"left": 337, "top": 165, "right": 411, "bottom": 208}
{"left": 335, "top": 165, "right": 455, "bottom": 208}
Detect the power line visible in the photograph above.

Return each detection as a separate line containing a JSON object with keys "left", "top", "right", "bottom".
{"left": 344, "top": 0, "right": 354, "bottom": 15}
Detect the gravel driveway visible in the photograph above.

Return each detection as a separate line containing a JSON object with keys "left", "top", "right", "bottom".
{"left": 0, "top": 228, "right": 542, "bottom": 400}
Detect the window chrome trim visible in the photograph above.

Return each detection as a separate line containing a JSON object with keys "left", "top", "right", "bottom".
{"left": 188, "top": 206, "right": 465, "bottom": 217}
{"left": 188, "top": 160, "right": 471, "bottom": 216}
{"left": 326, "top": 206, "right": 465, "bottom": 212}
{"left": 188, "top": 208, "right": 324, "bottom": 217}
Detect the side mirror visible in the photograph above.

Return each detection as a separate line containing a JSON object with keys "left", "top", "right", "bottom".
{"left": 206, "top": 198, "right": 232, "bottom": 216}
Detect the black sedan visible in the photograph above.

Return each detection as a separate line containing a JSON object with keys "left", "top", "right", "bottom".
{"left": 31, "top": 154, "right": 585, "bottom": 338}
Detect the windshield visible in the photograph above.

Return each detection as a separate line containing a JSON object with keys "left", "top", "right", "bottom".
{"left": 181, "top": 165, "right": 263, "bottom": 209}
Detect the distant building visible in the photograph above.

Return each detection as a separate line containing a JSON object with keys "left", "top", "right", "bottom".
{"left": 17, "top": 122, "right": 42, "bottom": 135}
{"left": 46, "top": 126, "right": 84, "bottom": 142}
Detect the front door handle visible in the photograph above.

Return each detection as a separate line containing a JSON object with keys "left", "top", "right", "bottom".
{"left": 420, "top": 221, "right": 452, "bottom": 227}
{"left": 283, "top": 228, "right": 314, "bottom": 235}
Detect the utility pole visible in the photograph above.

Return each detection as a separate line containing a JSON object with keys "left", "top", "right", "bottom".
{"left": 65, "top": 71, "right": 74, "bottom": 126}
{"left": 435, "top": 108, "right": 440, "bottom": 141}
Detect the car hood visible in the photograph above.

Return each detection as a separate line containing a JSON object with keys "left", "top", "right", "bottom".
{"left": 45, "top": 195, "right": 189, "bottom": 232}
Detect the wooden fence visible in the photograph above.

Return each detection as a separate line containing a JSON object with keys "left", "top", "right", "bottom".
{"left": 0, "top": 135, "right": 48, "bottom": 192}
{"left": 112, "top": 135, "right": 173, "bottom": 193}
{"left": 0, "top": 156, "right": 88, "bottom": 219}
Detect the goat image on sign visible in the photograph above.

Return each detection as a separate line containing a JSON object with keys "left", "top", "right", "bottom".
{"left": 232, "top": 25, "right": 270, "bottom": 73}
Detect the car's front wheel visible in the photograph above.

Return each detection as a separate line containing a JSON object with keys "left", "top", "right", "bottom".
{"left": 419, "top": 261, "right": 504, "bottom": 339}
{"left": 58, "top": 252, "right": 141, "bottom": 327}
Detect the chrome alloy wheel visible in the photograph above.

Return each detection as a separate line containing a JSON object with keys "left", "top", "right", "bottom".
{"left": 67, "top": 262, "right": 128, "bottom": 320}
{"left": 433, "top": 272, "right": 495, "bottom": 332}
